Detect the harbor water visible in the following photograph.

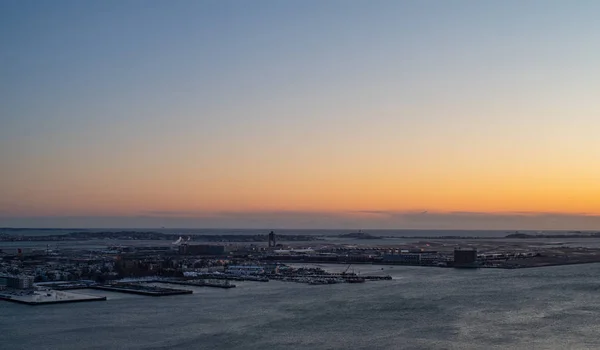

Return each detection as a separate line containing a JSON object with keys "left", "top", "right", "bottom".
{"left": 3, "top": 263, "right": 600, "bottom": 349}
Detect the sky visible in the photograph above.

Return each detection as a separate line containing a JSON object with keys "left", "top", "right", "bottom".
{"left": 1, "top": 1, "right": 600, "bottom": 229}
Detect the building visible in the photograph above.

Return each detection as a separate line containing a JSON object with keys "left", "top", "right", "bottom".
{"left": 178, "top": 244, "right": 225, "bottom": 256}
{"left": 419, "top": 254, "right": 442, "bottom": 265}
{"left": 454, "top": 248, "right": 478, "bottom": 268}
{"left": 268, "top": 231, "right": 276, "bottom": 247}
{"left": 0, "top": 274, "right": 35, "bottom": 289}
{"left": 382, "top": 253, "right": 421, "bottom": 264}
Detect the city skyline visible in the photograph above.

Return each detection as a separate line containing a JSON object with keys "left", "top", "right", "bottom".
{"left": 2, "top": 1, "right": 600, "bottom": 229}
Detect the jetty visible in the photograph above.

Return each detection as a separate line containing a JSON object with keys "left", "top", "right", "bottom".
{"left": 91, "top": 283, "right": 192, "bottom": 296}
{"left": 155, "top": 279, "right": 236, "bottom": 289}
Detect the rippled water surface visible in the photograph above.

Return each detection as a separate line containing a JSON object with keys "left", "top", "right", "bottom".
{"left": 3, "top": 263, "right": 600, "bottom": 349}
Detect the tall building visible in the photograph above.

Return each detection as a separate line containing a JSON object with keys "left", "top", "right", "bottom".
{"left": 268, "top": 231, "right": 276, "bottom": 247}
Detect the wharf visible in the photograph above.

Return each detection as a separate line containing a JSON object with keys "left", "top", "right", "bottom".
{"left": 327, "top": 273, "right": 392, "bottom": 281}
{"left": 156, "top": 279, "right": 236, "bottom": 289}
{"left": 37, "top": 282, "right": 94, "bottom": 290}
{"left": 0, "top": 290, "right": 106, "bottom": 305}
{"left": 267, "top": 273, "right": 391, "bottom": 281}
{"left": 185, "top": 274, "right": 268, "bottom": 282}
{"left": 490, "top": 258, "right": 600, "bottom": 269}
{"left": 91, "top": 283, "right": 192, "bottom": 296}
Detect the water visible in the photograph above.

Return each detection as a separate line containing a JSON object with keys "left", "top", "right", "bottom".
{"left": 2, "top": 228, "right": 580, "bottom": 238}
{"left": 3, "top": 263, "right": 600, "bottom": 349}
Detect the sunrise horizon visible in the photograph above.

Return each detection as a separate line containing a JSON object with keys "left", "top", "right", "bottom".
{"left": 3, "top": 209, "right": 600, "bottom": 230}
{"left": 3, "top": 1, "right": 600, "bottom": 229}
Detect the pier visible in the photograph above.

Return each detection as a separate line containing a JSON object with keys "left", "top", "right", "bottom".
{"left": 154, "top": 279, "right": 236, "bottom": 289}
{"left": 0, "top": 290, "right": 106, "bottom": 305}
{"left": 183, "top": 274, "right": 269, "bottom": 282}
{"left": 91, "top": 283, "right": 193, "bottom": 296}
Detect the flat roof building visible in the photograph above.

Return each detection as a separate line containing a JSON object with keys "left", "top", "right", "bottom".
{"left": 0, "top": 274, "right": 35, "bottom": 289}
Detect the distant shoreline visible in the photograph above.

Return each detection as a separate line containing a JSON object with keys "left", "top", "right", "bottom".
{"left": 2, "top": 229, "right": 600, "bottom": 242}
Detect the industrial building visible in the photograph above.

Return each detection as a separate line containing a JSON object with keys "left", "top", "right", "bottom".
{"left": 382, "top": 253, "right": 422, "bottom": 264}
{"left": 382, "top": 251, "right": 442, "bottom": 265}
{"left": 454, "top": 248, "right": 478, "bottom": 268}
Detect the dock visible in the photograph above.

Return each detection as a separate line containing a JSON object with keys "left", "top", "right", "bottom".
{"left": 184, "top": 274, "right": 269, "bottom": 282}
{"left": 0, "top": 290, "right": 106, "bottom": 305}
{"left": 159, "top": 279, "right": 236, "bottom": 289}
{"left": 91, "top": 283, "right": 193, "bottom": 296}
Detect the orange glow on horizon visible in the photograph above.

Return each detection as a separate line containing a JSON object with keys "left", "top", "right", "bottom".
{"left": 4, "top": 169, "right": 600, "bottom": 217}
